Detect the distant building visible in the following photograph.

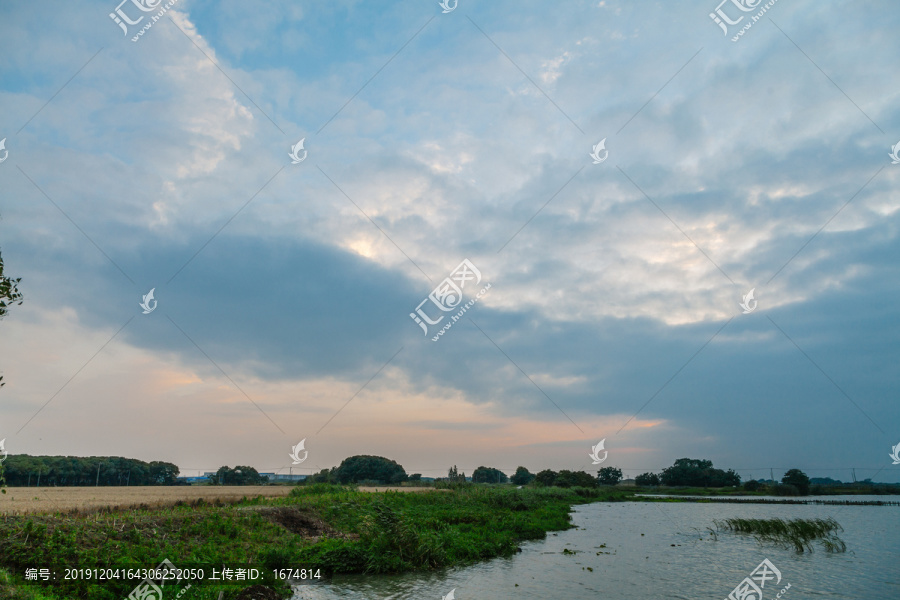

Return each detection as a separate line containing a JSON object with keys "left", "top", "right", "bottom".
{"left": 178, "top": 476, "right": 210, "bottom": 484}
{"left": 259, "top": 473, "right": 307, "bottom": 482}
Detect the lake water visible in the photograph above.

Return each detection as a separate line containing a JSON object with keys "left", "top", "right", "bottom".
{"left": 291, "top": 496, "right": 900, "bottom": 599}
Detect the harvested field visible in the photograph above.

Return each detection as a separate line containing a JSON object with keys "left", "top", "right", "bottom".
{"left": 0, "top": 485, "right": 292, "bottom": 515}
{"left": 0, "top": 485, "right": 445, "bottom": 514}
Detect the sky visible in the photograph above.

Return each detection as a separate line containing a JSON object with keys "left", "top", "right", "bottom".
{"left": 0, "top": 0, "right": 898, "bottom": 483}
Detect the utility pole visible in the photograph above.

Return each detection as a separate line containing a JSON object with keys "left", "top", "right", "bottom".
{"left": 770, "top": 468, "right": 774, "bottom": 483}
{"left": 96, "top": 462, "right": 102, "bottom": 487}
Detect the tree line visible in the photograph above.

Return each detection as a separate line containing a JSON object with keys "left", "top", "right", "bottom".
{"left": 300, "top": 456, "right": 824, "bottom": 497}
{"left": 1, "top": 455, "right": 180, "bottom": 487}
{"left": 0, "top": 451, "right": 828, "bottom": 497}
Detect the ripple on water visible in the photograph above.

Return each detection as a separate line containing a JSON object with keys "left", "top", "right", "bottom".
{"left": 291, "top": 498, "right": 900, "bottom": 599}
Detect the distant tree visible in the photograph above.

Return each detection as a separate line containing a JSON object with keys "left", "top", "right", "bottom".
{"left": 0, "top": 251, "right": 24, "bottom": 390}
{"left": 597, "top": 467, "right": 623, "bottom": 486}
{"left": 555, "top": 470, "right": 599, "bottom": 488}
{"left": 534, "top": 469, "right": 558, "bottom": 487}
{"left": 447, "top": 465, "right": 467, "bottom": 483}
{"left": 211, "top": 465, "right": 265, "bottom": 485}
{"left": 0, "top": 252, "right": 23, "bottom": 322}
{"left": 635, "top": 472, "right": 660, "bottom": 487}
{"left": 810, "top": 477, "right": 842, "bottom": 485}
{"left": 148, "top": 461, "right": 180, "bottom": 485}
{"left": 1, "top": 455, "right": 181, "bottom": 487}
{"left": 511, "top": 466, "right": 535, "bottom": 486}
{"left": 472, "top": 466, "right": 508, "bottom": 484}
{"left": 333, "top": 455, "right": 407, "bottom": 484}
{"left": 773, "top": 483, "right": 799, "bottom": 496}
{"left": 304, "top": 468, "right": 334, "bottom": 484}
{"left": 408, "top": 473, "right": 422, "bottom": 482}
{"left": 781, "top": 469, "right": 811, "bottom": 496}
{"left": 743, "top": 480, "right": 761, "bottom": 492}
{"left": 659, "top": 458, "right": 739, "bottom": 488}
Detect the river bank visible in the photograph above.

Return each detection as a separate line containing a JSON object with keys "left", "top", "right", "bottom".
{"left": 0, "top": 484, "right": 629, "bottom": 599}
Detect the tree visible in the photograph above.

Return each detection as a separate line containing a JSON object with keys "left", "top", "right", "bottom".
{"left": 743, "top": 479, "right": 762, "bottom": 492}
{"left": 148, "top": 461, "right": 180, "bottom": 485}
{"left": 781, "top": 469, "right": 811, "bottom": 496}
{"left": 635, "top": 472, "right": 660, "bottom": 486}
{"left": 408, "top": 473, "right": 422, "bottom": 482}
{"left": 447, "top": 465, "right": 467, "bottom": 483}
{"left": 510, "top": 466, "right": 535, "bottom": 486}
{"left": 304, "top": 468, "right": 334, "bottom": 484}
{"left": 472, "top": 466, "right": 508, "bottom": 484}
{"left": 333, "top": 455, "right": 407, "bottom": 484}
{"left": 0, "top": 252, "right": 23, "bottom": 321}
{"left": 0, "top": 251, "right": 24, "bottom": 390}
{"left": 534, "top": 469, "right": 557, "bottom": 487}
{"left": 211, "top": 465, "right": 266, "bottom": 485}
{"left": 555, "top": 470, "right": 599, "bottom": 488}
{"left": 774, "top": 483, "right": 799, "bottom": 496}
{"left": 659, "top": 458, "right": 740, "bottom": 488}
{"left": 597, "top": 466, "right": 623, "bottom": 486}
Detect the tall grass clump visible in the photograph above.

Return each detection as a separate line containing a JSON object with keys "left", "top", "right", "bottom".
{"left": 713, "top": 517, "right": 846, "bottom": 553}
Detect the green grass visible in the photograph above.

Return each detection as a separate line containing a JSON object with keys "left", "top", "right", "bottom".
{"left": 0, "top": 569, "right": 67, "bottom": 600}
{"left": 0, "top": 485, "right": 628, "bottom": 599}
{"left": 713, "top": 517, "right": 846, "bottom": 553}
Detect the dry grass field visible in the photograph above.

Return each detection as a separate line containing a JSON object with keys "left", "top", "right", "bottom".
{"left": 0, "top": 485, "right": 294, "bottom": 515}
{"left": 0, "top": 485, "right": 443, "bottom": 514}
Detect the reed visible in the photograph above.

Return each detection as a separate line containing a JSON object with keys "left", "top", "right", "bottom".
{"left": 713, "top": 517, "right": 846, "bottom": 553}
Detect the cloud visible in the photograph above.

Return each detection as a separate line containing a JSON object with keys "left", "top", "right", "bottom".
{"left": 0, "top": 0, "right": 898, "bottom": 479}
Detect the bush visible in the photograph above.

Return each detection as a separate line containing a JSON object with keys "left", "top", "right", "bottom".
{"left": 510, "top": 467, "right": 535, "bottom": 486}
{"left": 743, "top": 480, "right": 761, "bottom": 492}
{"left": 555, "top": 470, "right": 599, "bottom": 488}
{"left": 781, "top": 469, "right": 811, "bottom": 496}
{"left": 773, "top": 483, "right": 799, "bottom": 496}
{"left": 534, "top": 469, "right": 557, "bottom": 487}
{"left": 597, "top": 467, "right": 623, "bottom": 486}
{"left": 333, "top": 455, "right": 407, "bottom": 485}
{"left": 635, "top": 472, "right": 660, "bottom": 486}
{"left": 472, "top": 466, "right": 508, "bottom": 484}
